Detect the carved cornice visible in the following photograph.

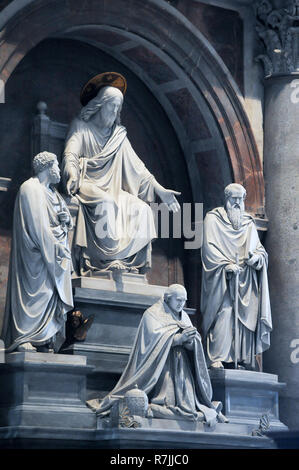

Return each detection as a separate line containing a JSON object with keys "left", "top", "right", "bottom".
{"left": 255, "top": 0, "right": 299, "bottom": 76}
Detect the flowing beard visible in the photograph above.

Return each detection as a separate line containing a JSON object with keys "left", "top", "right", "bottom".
{"left": 49, "top": 167, "right": 60, "bottom": 185}
{"left": 227, "top": 206, "right": 242, "bottom": 230}
{"left": 101, "top": 113, "right": 117, "bottom": 129}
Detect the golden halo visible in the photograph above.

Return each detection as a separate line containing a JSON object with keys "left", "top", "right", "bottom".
{"left": 80, "top": 72, "right": 127, "bottom": 106}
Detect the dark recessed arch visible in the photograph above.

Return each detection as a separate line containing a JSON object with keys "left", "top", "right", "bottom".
{"left": 0, "top": 0, "right": 264, "bottom": 214}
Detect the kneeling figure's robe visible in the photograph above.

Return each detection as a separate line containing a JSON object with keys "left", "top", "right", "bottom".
{"left": 87, "top": 300, "right": 219, "bottom": 425}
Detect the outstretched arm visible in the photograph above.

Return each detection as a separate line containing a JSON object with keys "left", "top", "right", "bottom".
{"left": 152, "top": 179, "right": 181, "bottom": 213}
{"left": 121, "top": 138, "right": 181, "bottom": 211}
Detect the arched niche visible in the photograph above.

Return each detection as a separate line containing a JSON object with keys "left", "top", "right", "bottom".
{"left": 0, "top": 37, "right": 191, "bottom": 290}
{"left": 0, "top": 0, "right": 264, "bottom": 213}
{"left": 0, "top": 0, "right": 265, "bottom": 311}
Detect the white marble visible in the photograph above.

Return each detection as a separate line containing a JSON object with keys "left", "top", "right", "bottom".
{"left": 1, "top": 152, "right": 73, "bottom": 353}
{"left": 62, "top": 83, "right": 180, "bottom": 275}
{"left": 201, "top": 184, "right": 272, "bottom": 369}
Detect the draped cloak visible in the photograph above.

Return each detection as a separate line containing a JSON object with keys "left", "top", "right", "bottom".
{"left": 87, "top": 300, "right": 219, "bottom": 425}
{"left": 62, "top": 119, "right": 157, "bottom": 274}
{"left": 1, "top": 177, "right": 74, "bottom": 352}
{"left": 200, "top": 207, "right": 272, "bottom": 366}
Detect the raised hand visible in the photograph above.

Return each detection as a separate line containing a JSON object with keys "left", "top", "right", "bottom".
{"left": 156, "top": 187, "right": 181, "bottom": 213}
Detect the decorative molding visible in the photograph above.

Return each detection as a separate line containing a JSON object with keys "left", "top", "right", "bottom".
{"left": 254, "top": 215, "right": 269, "bottom": 232}
{"left": 0, "top": 177, "right": 11, "bottom": 192}
{"left": 255, "top": 0, "right": 299, "bottom": 76}
{"left": 62, "top": 342, "right": 132, "bottom": 356}
{"left": 252, "top": 413, "right": 270, "bottom": 436}
{"left": 118, "top": 404, "right": 140, "bottom": 429}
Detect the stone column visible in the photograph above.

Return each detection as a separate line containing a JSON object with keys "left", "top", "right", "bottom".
{"left": 256, "top": 0, "right": 299, "bottom": 430}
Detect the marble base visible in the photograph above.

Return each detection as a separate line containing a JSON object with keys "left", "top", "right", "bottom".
{"left": 209, "top": 369, "right": 287, "bottom": 431}
{"left": 0, "top": 352, "right": 96, "bottom": 429}
{"left": 266, "top": 430, "right": 299, "bottom": 449}
{"left": 0, "top": 422, "right": 277, "bottom": 449}
{"left": 63, "top": 275, "right": 166, "bottom": 374}
{"left": 91, "top": 426, "right": 276, "bottom": 449}
{"left": 0, "top": 353, "right": 287, "bottom": 449}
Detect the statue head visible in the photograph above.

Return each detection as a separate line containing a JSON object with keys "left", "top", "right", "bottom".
{"left": 32, "top": 151, "right": 60, "bottom": 185}
{"left": 80, "top": 85, "right": 123, "bottom": 129}
{"left": 224, "top": 183, "right": 246, "bottom": 230}
{"left": 164, "top": 284, "right": 187, "bottom": 314}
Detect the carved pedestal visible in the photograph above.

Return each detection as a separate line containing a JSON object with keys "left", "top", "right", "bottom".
{"left": 94, "top": 417, "right": 277, "bottom": 449}
{"left": 0, "top": 352, "right": 95, "bottom": 429}
{"left": 62, "top": 274, "right": 195, "bottom": 399}
{"left": 209, "top": 369, "right": 287, "bottom": 431}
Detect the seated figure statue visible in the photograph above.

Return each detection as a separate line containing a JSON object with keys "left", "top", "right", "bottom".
{"left": 87, "top": 284, "right": 226, "bottom": 426}
{"left": 62, "top": 72, "right": 180, "bottom": 275}
{"left": 1, "top": 152, "right": 73, "bottom": 353}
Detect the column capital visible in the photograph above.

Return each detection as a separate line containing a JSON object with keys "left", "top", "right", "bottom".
{"left": 255, "top": 0, "right": 299, "bottom": 77}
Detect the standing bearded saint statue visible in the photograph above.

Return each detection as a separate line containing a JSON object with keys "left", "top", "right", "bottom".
{"left": 200, "top": 183, "right": 272, "bottom": 370}
{"left": 1, "top": 152, "right": 73, "bottom": 353}
{"left": 62, "top": 72, "right": 180, "bottom": 275}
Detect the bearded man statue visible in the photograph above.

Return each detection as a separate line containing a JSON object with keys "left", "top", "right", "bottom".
{"left": 200, "top": 183, "right": 272, "bottom": 370}
{"left": 1, "top": 152, "right": 73, "bottom": 353}
{"left": 62, "top": 72, "right": 180, "bottom": 275}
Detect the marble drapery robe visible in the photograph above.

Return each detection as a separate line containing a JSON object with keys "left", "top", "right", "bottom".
{"left": 201, "top": 207, "right": 272, "bottom": 367}
{"left": 63, "top": 119, "right": 157, "bottom": 274}
{"left": 1, "top": 177, "right": 74, "bottom": 352}
{"left": 87, "top": 300, "right": 219, "bottom": 425}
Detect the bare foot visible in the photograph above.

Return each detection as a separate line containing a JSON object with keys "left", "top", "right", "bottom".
{"left": 37, "top": 339, "right": 54, "bottom": 353}
{"left": 217, "top": 411, "right": 229, "bottom": 423}
{"left": 17, "top": 342, "right": 37, "bottom": 352}
{"left": 38, "top": 345, "right": 54, "bottom": 353}
{"left": 129, "top": 267, "right": 139, "bottom": 274}
{"left": 210, "top": 361, "right": 224, "bottom": 369}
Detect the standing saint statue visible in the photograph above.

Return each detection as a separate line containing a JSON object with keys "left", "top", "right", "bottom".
{"left": 87, "top": 284, "right": 226, "bottom": 426}
{"left": 1, "top": 152, "right": 73, "bottom": 353}
{"left": 62, "top": 72, "right": 180, "bottom": 275}
{"left": 200, "top": 183, "right": 272, "bottom": 369}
